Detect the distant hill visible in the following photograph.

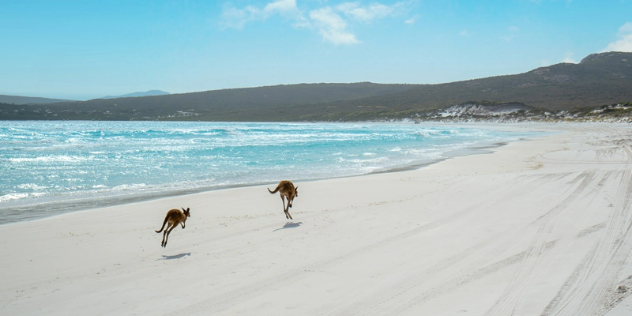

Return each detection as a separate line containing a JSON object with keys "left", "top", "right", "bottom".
{"left": 0, "top": 95, "right": 73, "bottom": 105}
{"left": 284, "top": 51, "right": 632, "bottom": 121}
{"left": 1, "top": 82, "right": 415, "bottom": 121}
{"left": 1, "top": 52, "right": 631, "bottom": 121}
{"left": 99, "top": 90, "right": 170, "bottom": 99}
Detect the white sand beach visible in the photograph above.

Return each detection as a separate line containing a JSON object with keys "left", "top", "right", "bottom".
{"left": 2, "top": 123, "right": 632, "bottom": 316}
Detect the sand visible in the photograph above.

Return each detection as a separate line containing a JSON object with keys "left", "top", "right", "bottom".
{"left": 2, "top": 123, "right": 632, "bottom": 316}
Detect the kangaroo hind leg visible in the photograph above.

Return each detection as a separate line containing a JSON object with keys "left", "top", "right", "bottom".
{"left": 281, "top": 195, "right": 286, "bottom": 210}
{"left": 161, "top": 228, "right": 168, "bottom": 247}
{"left": 162, "top": 222, "right": 174, "bottom": 247}
{"left": 165, "top": 223, "right": 178, "bottom": 248}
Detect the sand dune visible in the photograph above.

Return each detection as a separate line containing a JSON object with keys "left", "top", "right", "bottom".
{"left": 2, "top": 123, "right": 632, "bottom": 315}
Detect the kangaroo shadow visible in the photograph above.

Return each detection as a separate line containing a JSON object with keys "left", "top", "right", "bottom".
{"left": 273, "top": 221, "right": 303, "bottom": 232}
{"left": 158, "top": 252, "right": 191, "bottom": 260}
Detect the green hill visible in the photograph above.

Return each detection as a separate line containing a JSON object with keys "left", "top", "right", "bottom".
{"left": 1, "top": 52, "right": 631, "bottom": 121}
{"left": 0, "top": 82, "right": 415, "bottom": 121}
{"left": 0, "top": 95, "right": 74, "bottom": 105}
{"left": 285, "top": 52, "right": 632, "bottom": 121}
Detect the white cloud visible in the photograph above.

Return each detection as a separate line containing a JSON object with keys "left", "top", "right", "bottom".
{"left": 220, "top": 6, "right": 251, "bottom": 29}
{"left": 309, "top": 7, "right": 360, "bottom": 45}
{"left": 405, "top": 14, "right": 419, "bottom": 25}
{"left": 220, "top": 1, "right": 413, "bottom": 45}
{"left": 336, "top": 2, "right": 401, "bottom": 22}
{"left": 500, "top": 26, "right": 519, "bottom": 41}
{"left": 603, "top": 22, "right": 632, "bottom": 52}
{"left": 220, "top": 0, "right": 304, "bottom": 29}
{"left": 562, "top": 53, "right": 576, "bottom": 63}
{"left": 314, "top": 1, "right": 408, "bottom": 44}
{"left": 620, "top": 22, "right": 632, "bottom": 34}
{"left": 264, "top": 0, "right": 297, "bottom": 13}
{"left": 310, "top": 1, "right": 408, "bottom": 44}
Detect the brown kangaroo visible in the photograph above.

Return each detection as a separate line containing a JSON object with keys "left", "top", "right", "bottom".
{"left": 155, "top": 207, "right": 191, "bottom": 248}
{"left": 268, "top": 180, "right": 298, "bottom": 220}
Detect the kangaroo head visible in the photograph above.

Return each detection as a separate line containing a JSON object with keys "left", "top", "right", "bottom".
{"left": 294, "top": 186, "right": 299, "bottom": 197}
{"left": 182, "top": 207, "right": 191, "bottom": 218}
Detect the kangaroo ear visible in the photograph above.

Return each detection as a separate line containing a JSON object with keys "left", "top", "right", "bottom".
{"left": 182, "top": 207, "right": 186, "bottom": 212}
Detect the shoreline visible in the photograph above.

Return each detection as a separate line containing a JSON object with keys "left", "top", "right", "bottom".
{"left": 0, "top": 124, "right": 540, "bottom": 226}
{"left": 3, "top": 122, "right": 632, "bottom": 315}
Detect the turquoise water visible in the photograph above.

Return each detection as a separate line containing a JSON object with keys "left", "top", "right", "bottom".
{"left": 0, "top": 121, "right": 540, "bottom": 224}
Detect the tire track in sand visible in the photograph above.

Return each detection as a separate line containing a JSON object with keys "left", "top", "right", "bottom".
{"left": 543, "top": 166, "right": 632, "bottom": 314}
{"left": 312, "top": 172, "right": 578, "bottom": 316}
{"left": 482, "top": 169, "right": 605, "bottom": 315}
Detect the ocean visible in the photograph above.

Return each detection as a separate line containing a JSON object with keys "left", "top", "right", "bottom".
{"left": 0, "top": 121, "right": 541, "bottom": 224}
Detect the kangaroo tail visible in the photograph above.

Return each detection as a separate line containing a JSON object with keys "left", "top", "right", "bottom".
{"left": 155, "top": 216, "right": 168, "bottom": 233}
{"left": 268, "top": 184, "right": 280, "bottom": 194}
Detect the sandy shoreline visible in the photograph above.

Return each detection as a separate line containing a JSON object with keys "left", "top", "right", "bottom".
{"left": 0, "top": 122, "right": 532, "bottom": 226}
{"left": 2, "top": 123, "right": 632, "bottom": 315}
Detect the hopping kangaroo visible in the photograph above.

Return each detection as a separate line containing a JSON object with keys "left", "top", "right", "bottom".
{"left": 268, "top": 180, "right": 298, "bottom": 220}
{"left": 155, "top": 207, "right": 191, "bottom": 248}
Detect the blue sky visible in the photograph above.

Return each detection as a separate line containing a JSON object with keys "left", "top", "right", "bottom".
{"left": 1, "top": 0, "right": 631, "bottom": 100}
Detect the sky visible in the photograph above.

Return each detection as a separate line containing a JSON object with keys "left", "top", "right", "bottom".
{"left": 1, "top": 0, "right": 632, "bottom": 100}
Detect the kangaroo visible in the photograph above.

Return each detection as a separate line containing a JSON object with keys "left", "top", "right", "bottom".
{"left": 155, "top": 207, "right": 191, "bottom": 248}
{"left": 268, "top": 180, "right": 298, "bottom": 220}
